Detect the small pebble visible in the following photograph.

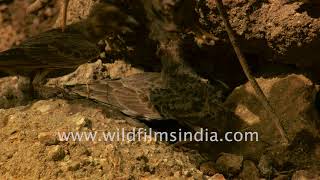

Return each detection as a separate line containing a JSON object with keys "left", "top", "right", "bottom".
{"left": 207, "top": 173, "right": 225, "bottom": 180}
{"left": 238, "top": 160, "right": 260, "bottom": 180}
{"left": 292, "top": 170, "right": 320, "bottom": 180}
{"left": 258, "top": 155, "right": 273, "bottom": 176}
{"left": 48, "top": 145, "right": 65, "bottom": 161}
{"left": 72, "top": 114, "right": 92, "bottom": 129}
{"left": 216, "top": 153, "right": 243, "bottom": 175}
{"left": 38, "top": 132, "right": 59, "bottom": 146}
{"left": 67, "top": 162, "right": 81, "bottom": 171}
{"left": 200, "top": 161, "right": 218, "bottom": 176}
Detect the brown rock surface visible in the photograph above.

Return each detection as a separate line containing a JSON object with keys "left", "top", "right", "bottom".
{"left": 197, "top": 0, "right": 320, "bottom": 80}
{"left": 225, "top": 74, "right": 319, "bottom": 142}
{"left": 224, "top": 74, "right": 320, "bottom": 168}
{"left": 0, "top": 76, "right": 31, "bottom": 108}
{"left": 291, "top": 169, "right": 320, "bottom": 180}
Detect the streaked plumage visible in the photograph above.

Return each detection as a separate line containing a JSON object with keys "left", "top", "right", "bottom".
{"left": 0, "top": 2, "right": 137, "bottom": 85}
{"left": 62, "top": 1, "right": 235, "bottom": 132}
{"left": 66, "top": 72, "right": 234, "bottom": 132}
{"left": 69, "top": 72, "right": 163, "bottom": 120}
{"left": 0, "top": 26, "right": 98, "bottom": 76}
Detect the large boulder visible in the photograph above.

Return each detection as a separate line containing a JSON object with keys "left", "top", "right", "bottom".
{"left": 224, "top": 74, "right": 320, "bottom": 160}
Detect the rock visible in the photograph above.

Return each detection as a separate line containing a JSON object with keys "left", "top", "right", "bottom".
{"left": 105, "top": 60, "right": 144, "bottom": 79}
{"left": 31, "top": 100, "right": 62, "bottom": 113}
{"left": 73, "top": 145, "right": 91, "bottom": 157}
{"left": 224, "top": 74, "right": 319, "bottom": 158}
{"left": 238, "top": 160, "right": 260, "bottom": 180}
{"left": 38, "top": 132, "right": 59, "bottom": 146}
{"left": 0, "top": 76, "right": 31, "bottom": 108}
{"left": 53, "top": 0, "right": 96, "bottom": 28}
{"left": 0, "top": 114, "right": 8, "bottom": 128}
{"left": 46, "top": 60, "right": 109, "bottom": 86}
{"left": 258, "top": 155, "right": 273, "bottom": 176}
{"left": 273, "top": 175, "right": 289, "bottom": 180}
{"left": 198, "top": 0, "right": 320, "bottom": 76}
{"left": 48, "top": 145, "right": 65, "bottom": 161}
{"left": 46, "top": 60, "right": 143, "bottom": 88}
{"left": 182, "top": 170, "right": 193, "bottom": 177}
{"left": 67, "top": 161, "right": 81, "bottom": 171}
{"left": 173, "top": 171, "right": 182, "bottom": 177}
{"left": 271, "top": 130, "right": 320, "bottom": 169}
{"left": 35, "top": 104, "right": 53, "bottom": 113}
{"left": 207, "top": 173, "right": 226, "bottom": 180}
{"left": 200, "top": 161, "right": 218, "bottom": 176}
{"left": 291, "top": 170, "right": 320, "bottom": 180}
{"left": 71, "top": 114, "right": 92, "bottom": 130}
{"left": 216, "top": 153, "right": 243, "bottom": 175}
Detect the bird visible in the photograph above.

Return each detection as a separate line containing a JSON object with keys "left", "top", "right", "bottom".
{"left": 0, "top": 2, "right": 138, "bottom": 95}
{"left": 66, "top": 72, "right": 235, "bottom": 133}
{"left": 61, "top": 1, "right": 240, "bottom": 134}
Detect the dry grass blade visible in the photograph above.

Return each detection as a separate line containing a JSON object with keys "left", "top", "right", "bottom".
{"left": 61, "top": 0, "right": 70, "bottom": 32}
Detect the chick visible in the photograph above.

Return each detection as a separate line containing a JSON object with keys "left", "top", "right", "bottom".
{"left": 0, "top": 2, "right": 138, "bottom": 94}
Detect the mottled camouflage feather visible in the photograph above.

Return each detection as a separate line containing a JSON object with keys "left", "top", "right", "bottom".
{"left": 0, "top": 2, "right": 136, "bottom": 77}
{"left": 67, "top": 72, "right": 236, "bottom": 132}
{"left": 69, "top": 72, "right": 163, "bottom": 120}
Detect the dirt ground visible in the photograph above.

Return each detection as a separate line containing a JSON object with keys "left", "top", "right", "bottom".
{"left": 0, "top": 0, "right": 59, "bottom": 51}
{"left": 0, "top": 99, "right": 209, "bottom": 179}
{"left": 1, "top": 0, "right": 320, "bottom": 179}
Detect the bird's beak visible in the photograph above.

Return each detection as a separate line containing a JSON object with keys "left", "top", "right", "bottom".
{"left": 61, "top": 0, "right": 70, "bottom": 32}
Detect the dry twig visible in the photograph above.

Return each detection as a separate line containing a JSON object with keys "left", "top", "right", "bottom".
{"left": 214, "top": 0, "right": 288, "bottom": 144}
{"left": 61, "top": 0, "right": 70, "bottom": 32}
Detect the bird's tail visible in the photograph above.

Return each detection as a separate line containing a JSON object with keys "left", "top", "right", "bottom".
{"left": 64, "top": 72, "right": 163, "bottom": 120}
{"left": 0, "top": 48, "right": 24, "bottom": 66}
{"left": 0, "top": 48, "right": 39, "bottom": 71}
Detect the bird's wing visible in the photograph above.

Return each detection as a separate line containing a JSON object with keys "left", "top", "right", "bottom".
{"left": 68, "top": 72, "right": 163, "bottom": 120}
{"left": 20, "top": 30, "right": 100, "bottom": 68}
{"left": 0, "top": 29, "right": 99, "bottom": 70}
{"left": 0, "top": 48, "right": 29, "bottom": 67}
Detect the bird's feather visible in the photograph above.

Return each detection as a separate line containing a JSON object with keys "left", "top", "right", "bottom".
{"left": 0, "top": 28, "right": 99, "bottom": 74}
{"left": 68, "top": 72, "right": 163, "bottom": 120}
{"left": 0, "top": 2, "right": 135, "bottom": 77}
{"left": 66, "top": 72, "right": 234, "bottom": 133}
